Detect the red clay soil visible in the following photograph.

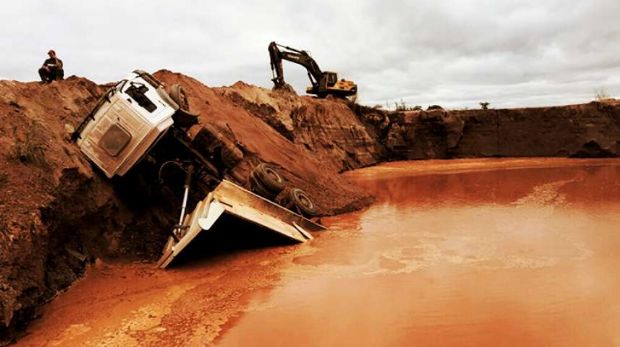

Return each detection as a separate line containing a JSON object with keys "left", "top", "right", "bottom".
{"left": 152, "top": 70, "right": 375, "bottom": 214}
{"left": 0, "top": 71, "right": 374, "bottom": 344}
{"left": 0, "top": 77, "right": 110, "bottom": 343}
{"left": 372, "top": 101, "right": 620, "bottom": 159}
{"left": 0, "top": 70, "right": 619, "bottom": 345}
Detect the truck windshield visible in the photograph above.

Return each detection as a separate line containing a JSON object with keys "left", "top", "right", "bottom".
{"left": 125, "top": 82, "right": 157, "bottom": 113}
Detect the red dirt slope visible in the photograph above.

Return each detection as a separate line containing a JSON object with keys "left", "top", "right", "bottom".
{"left": 2, "top": 69, "right": 619, "bottom": 344}
{"left": 0, "top": 72, "right": 373, "bottom": 344}
{"left": 153, "top": 70, "right": 374, "bottom": 214}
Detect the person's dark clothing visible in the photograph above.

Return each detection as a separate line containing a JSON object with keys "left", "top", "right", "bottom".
{"left": 38, "top": 57, "right": 64, "bottom": 82}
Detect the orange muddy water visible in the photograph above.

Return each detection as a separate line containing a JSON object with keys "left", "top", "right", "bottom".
{"left": 18, "top": 158, "right": 620, "bottom": 347}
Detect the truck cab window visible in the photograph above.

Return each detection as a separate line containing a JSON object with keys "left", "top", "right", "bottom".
{"left": 126, "top": 83, "right": 157, "bottom": 113}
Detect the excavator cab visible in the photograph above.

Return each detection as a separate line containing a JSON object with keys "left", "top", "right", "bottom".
{"left": 309, "top": 71, "right": 357, "bottom": 98}
{"left": 323, "top": 72, "right": 338, "bottom": 87}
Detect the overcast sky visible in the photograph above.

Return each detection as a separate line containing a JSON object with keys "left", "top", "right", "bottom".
{"left": 1, "top": 0, "right": 619, "bottom": 109}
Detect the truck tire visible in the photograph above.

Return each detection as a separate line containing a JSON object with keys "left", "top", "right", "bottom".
{"left": 289, "top": 188, "right": 317, "bottom": 217}
{"left": 275, "top": 187, "right": 295, "bottom": 209}
{"left": 168, "top": 84, "right": 198, "bottom": 128}
{"left": 252, "top": 163, "right": 285, "bottom": 194}
{"left": 249, "top": 174, "right": 277, "bottom": 200}
{"left": 169, "top": 84, "right": 190, "bottom": 112}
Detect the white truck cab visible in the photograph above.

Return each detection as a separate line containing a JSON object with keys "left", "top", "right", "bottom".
{"left": 74, "top": 70, "right": 179, "bottom": 178}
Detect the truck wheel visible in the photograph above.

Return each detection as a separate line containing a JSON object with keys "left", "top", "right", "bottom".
{"left": 169, "top": 84, "right": 198, "bottom": 128}
{"left": 169, "top": 84, "right": 190, "bottom": 112}
{"left": 290, "top": 188, "right": 317, "bottom": 217}
{"left": 252, "top": 163, "right": 285, "bottom": 194}
{"left": 275, "top": 187, "right": 295, "bottom": 209}
{"left": 250, "top": 174, "right": 277, "bottom": 200}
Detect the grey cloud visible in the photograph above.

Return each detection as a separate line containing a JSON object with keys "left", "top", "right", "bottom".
{"left": 0, "top": 0, "right": 618, "bottom": 108}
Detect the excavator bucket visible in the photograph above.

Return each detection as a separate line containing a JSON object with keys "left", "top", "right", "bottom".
{"left": 157, "top": 179, "right": 324, "bottom": 268}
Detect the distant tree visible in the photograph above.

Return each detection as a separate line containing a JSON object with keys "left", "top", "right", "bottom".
{"left": 394, "top": 99, "right": 422, "bottom": 111}
{"left": 394, "top": 99, "right": 407, "bottom": 111}
{"left": 427, "top": 105, "right": 444, "bottom": 111}
{"left": 594, "top": 88, "right": 611, "bottom": 101}
{"left": 480, "top": 102, "right": 490, "bottom": 110}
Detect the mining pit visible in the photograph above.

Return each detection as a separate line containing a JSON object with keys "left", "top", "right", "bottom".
{"left": 0, "top": 71, "right": 619, "bottom": 345}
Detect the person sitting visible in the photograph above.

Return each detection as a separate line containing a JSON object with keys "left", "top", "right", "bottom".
{"left": 38, "top": 50, "right": 64, "bottom": 83}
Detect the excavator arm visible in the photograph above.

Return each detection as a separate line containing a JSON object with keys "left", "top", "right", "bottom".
{"left": 269, "top": 42, "right": 323, "bottom": 89}
{"left": 268, "top": 41, "right": 357, "bottom": 98}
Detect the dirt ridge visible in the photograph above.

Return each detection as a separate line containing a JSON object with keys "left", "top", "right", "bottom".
{"left": 1, "top": 71, "right": 619, "bottom": 344}
{"left": 353, "top": 102, "right": 620, "bottom": 160}
{"left": 0, "top": 72, "right": 373, "bottom": 344}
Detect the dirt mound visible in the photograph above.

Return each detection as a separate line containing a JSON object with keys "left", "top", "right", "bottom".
{"left": 216, "top": 80, "right": 384, "bottom": 172}
{"left": 0, "top": 77, "right": 183, "bottom": 344}
{"left": 0, "top": 72, "right": 374, "bottom": 344}
{"left": 1, "top": 70, "right": 619, "bottom": 344}
{"left": 153, "top": 70, "right": 374, "bottom": 213}
{"left": 0, "top": 77, "right": 108, "bottom": 342}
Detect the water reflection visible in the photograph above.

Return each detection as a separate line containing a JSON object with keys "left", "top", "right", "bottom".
{"left": 219, "top": 159, "right": 620, "bottom": 347}
{"left": 355, "top": 160, "right": 620, "bottom": 208}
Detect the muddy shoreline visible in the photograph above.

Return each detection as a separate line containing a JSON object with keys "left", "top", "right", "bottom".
{"left": 16, "top": 158, "right": 620, "bottom": 346}
{"left": 1, "top": 71, "right": 619, "bottom": 344}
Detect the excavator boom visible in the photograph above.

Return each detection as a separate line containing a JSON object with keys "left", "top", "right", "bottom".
{"left": 268, "top": 41, "right": 357, "bottom": 98}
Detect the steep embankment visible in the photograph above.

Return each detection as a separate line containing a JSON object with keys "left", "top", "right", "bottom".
{"left": 371, "top": 103, "right": 620, "bottom": 159}
{"left": 152, "top": 71, "right": 374, "bottom": 214}
{"left": 0, "top": 72, "right": 372, "bottom": 344}
{"left": 1, "top": 70, "right": 619, "bottom": 344}
{"left": 216, "top": 81, "right": 384, "bottom": 172}
{"left": 0, "top": 78, "right": 194, "bottom": 343}
{"left": 214, "top": 83, "right": 620, "bottom": 163}
{"left": 0, "top": 78, "right": 121, "bottom": 342}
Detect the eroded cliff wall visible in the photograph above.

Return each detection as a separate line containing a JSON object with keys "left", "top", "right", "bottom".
{"left": 378, "top": 103, "right": 620, "bottom": 160}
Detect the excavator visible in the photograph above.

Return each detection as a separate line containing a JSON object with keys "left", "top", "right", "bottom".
{"left": 268, "top": 41, "right": 357, "bottom": 98}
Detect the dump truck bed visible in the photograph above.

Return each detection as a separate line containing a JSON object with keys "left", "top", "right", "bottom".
{"left": 157, "top": 179, "right": 325, "bottom": 268}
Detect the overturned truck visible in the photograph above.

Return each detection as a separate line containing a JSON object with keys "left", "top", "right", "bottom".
{"left": 71, "top": 70, "right": 324, "bottom": 268}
